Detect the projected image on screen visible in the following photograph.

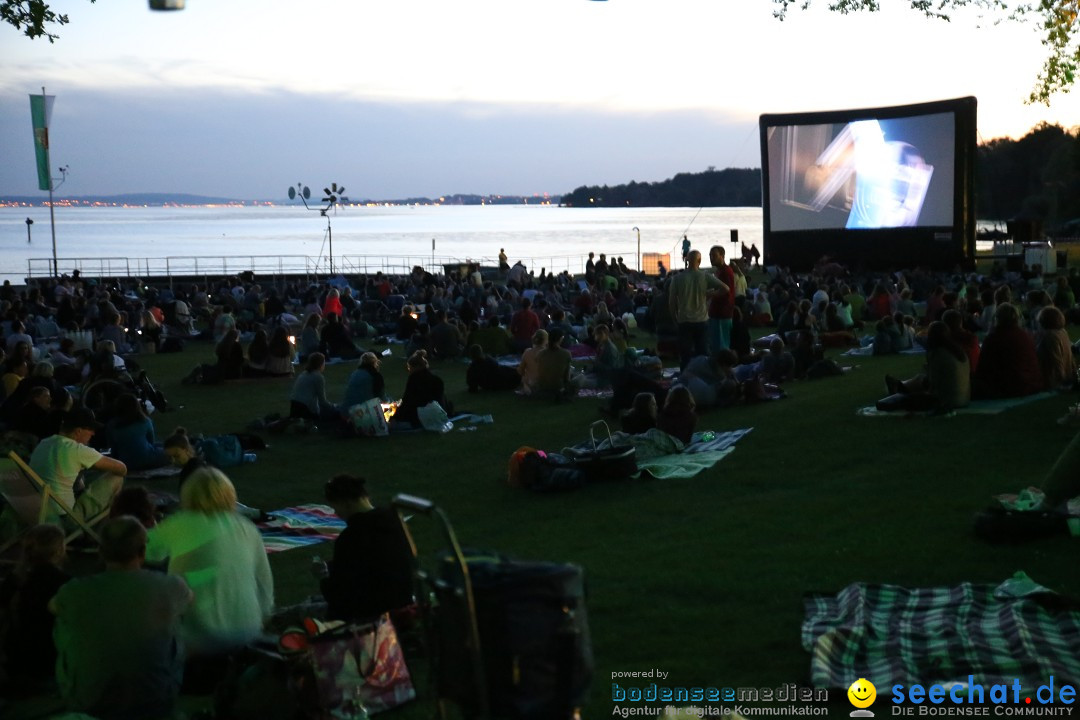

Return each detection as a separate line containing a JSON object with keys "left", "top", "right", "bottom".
{"left": 767, "top": 113, "right": 955, "bottom": 232}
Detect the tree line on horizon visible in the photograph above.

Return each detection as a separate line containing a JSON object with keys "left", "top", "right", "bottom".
{"left": 561, "top": 167, "right": 761, "bottom": 209}
{"left": 561, "top": 124, "right": 1080, "bottom": 229}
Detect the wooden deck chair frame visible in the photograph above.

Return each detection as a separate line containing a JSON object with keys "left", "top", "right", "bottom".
{"left": 6, "top": 450, "right": 103, "bottom": 546}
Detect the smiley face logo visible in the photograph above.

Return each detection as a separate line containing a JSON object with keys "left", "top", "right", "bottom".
{"left": 848, "top": 678, "right": 877, "bottom": 712}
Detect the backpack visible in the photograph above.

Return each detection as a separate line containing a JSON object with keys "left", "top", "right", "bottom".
{"left": 197, "top": 434, "right": 244, "bottom": 468}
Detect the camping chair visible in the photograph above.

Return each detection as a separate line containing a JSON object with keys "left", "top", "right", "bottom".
{"left": 0, "top": 451, "right": 103, "bottom": 557}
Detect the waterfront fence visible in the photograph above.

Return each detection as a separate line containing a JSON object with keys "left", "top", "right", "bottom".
{"left": 26, "top": 250, "right": 640, "bottom": 284}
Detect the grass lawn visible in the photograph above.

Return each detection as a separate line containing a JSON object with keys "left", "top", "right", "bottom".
{"left": 114, "top": 317, "right": 1080, "bottom": 718}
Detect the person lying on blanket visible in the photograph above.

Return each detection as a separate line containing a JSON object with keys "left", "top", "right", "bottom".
{"left": 312, "top": 474, "right": 414, "bottom": 623}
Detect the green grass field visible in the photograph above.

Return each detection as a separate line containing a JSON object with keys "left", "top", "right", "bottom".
{"left": 118, "top": 318, "right": 1079, "bottom": 718}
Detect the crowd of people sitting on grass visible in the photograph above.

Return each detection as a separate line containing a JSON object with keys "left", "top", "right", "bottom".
{"left": 3, "top": 254, "right": 1080, "bottom": 430}
{"left": 4, "top": 251, "right": 1080, "bottom": 712}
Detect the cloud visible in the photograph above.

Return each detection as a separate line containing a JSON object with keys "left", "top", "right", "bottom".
{"left": 0, "top": 87, "right": 759, "bottom": 199}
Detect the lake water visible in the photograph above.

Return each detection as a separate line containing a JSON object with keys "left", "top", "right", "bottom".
{"left": 0, "top": 205, "right": 764, "bottom": 284}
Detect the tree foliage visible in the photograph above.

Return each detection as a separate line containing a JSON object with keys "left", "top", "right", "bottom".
{"left": 977, "top": 122, "right": 1080, "bottom": 223}
{"left": 1, "top": 0, "right": 94, "bottom": 42}
{"left": 771, "top": 0, "right": 1079, "bottom": 104}
{"left": 561, "top": 168, "right": 762, "bottom": 208}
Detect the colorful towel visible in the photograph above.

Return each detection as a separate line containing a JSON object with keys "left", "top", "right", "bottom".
{"left": 802, "top": 573, "right": 1080, "bottom": 690}
{"left": 257, "top": 503, "right": 345, "bottom": 554}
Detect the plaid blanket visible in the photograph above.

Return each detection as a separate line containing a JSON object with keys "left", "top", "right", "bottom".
{"left": 257, "top": 503, "right": 345, "bottom": 554}
{"left": 802, "top": 576, "right": 1080, "bottom": 690}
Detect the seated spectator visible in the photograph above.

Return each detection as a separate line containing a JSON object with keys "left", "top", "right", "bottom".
{"left": 322, "top": 288, "right": 344, "bottom": 319}
{"left": 341, "top": 352, "right": 386, "bottom": 409}
{"left": 509, "top": 297, "right": 541, "bottom": 354}
{"left": 760, "top": 337, "right": 796, "bottom": 384}
{"left": 974, "top": 303, "right": 1043, "bottom": 399}
{"left": 893, "top": 313, "right": 916, "bottom": 351}
{"left": 146, "top": 467, "right": 272, "bottom": 655}
{"left": 1034, "top": 305, "right": 1076, "bottom": 391}
{"left": 396, "top": 350, "right": 452, "bottom": 426}
{"left": 0, "top": 524, "right": 70, "bottom": 688}
{"left": 109, "top": 485, "right": 160, "bottom": 528}
{"left": 466, "top": 344, "right": 520, "bottom": 393}
{"left": 289, "top": 352, "right": 336, "bottom": 422}
{"left": 591, "top": 324, "right": 625, "bottom": 389}
{"left": 265, "top": 326, "right": 295, "bottom": 377}
{"left": 163, "top": 426, "right": 207, "bottom": 487}
{"left": 942, "top": 309, "right": 980, "bottom": 373}
{"left": 621, "top": 392, "right": 657, "bottom": 435}
{"left": 395, "top": 305, "right": 419, "bottom": 341}
{"left": 467, "top": 316, "right": 511, "bottom": 357}
{"left": 245, "top": 328, "right": 270, "bottom": 377}
{"left": 535, "top": 329, "right": 577, "bottom": 399}
{"left": 299, "top": 314, "right": 321, "bottom": 360}
{"left": 105, "top": 393, "right": 169, "bottom": 472}
{"left": 872, "top": 315, "right": 901, "bottom": 355}
{"left": 405, "top": 323, "right": 433, "bottom": 358}
{"left": 29, "top": 408, "right": 127, "bottom": 527}
{"left": 11, "top": 386, "right": 60, "bottom": 439}
{"left": 883, "top": 321, "right": 970, "bottom": 411}
{"left": 320, "top": 312, "right": 359, "bottom": 359}
{"left": 51, "top": 516, "right": 193, "bottom": 720}
{"left": 657, "top": 385, "right": 696, "bottom": 444}
{"left": 429, "top": 309, "right": 463, "bottom": 359}
{"left": 216, "top": 329, "right": 245, "bottom": 381}
{"left": 314, "top": 475, "right": 414, "bottom": 622}
{"left": 518, "top": 329, "right": 547, "bottom": 394}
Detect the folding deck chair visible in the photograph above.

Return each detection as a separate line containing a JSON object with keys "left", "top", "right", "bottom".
{"left": 0, "top": 451, "right": 104, "bottom": 558}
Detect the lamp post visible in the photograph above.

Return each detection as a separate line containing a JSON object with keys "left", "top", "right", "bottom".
{"left": 632, "top": 226, "right": 640, "bottom": 272}
{"left": 25, "top": 218, "right": 33, "bottom": 244}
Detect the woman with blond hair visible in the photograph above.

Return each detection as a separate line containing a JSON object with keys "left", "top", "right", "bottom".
{"left": 146, "top": 466, "right": 273, "bottom": 655}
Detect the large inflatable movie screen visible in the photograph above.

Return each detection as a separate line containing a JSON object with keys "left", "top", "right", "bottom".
{"left": 759, "top": 97, "right": 976, "bottom": 270}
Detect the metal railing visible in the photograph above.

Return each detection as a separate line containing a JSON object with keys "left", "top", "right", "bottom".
{"left": 25, "top": 249, "right": 641, "bottom": 283}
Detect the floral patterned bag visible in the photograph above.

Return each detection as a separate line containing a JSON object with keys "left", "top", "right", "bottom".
{"left": 307, "top": 615, "right": 416, "bottom": 718}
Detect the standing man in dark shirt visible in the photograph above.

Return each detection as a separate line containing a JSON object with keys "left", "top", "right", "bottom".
{"left": 316, "top": 475, "right": 414, "bottom": 622}
{"left": 708, "top": 245, "right": 736, "bottom": 352}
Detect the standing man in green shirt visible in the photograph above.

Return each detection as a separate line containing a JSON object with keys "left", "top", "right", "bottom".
{"left": 668, "top": 250, "right": 727, "bottom": 369}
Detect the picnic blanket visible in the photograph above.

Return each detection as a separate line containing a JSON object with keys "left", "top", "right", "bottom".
{"left": 802, "top": 572, "right": 1080, "bottom": 690}
{"left": 842, "top": 343, "right": 926, "bottom": 357}
{"left": 127, "top": 465, "right": 183, "bottom": 480}
{"left": 857, "top": 391, "right": 1057, "bottom": 417}
{"left": 562, "top": 427, "right": 752, "bottom": 479}
{"left": 256, "top": 503, "right": 345, "bottom": 554}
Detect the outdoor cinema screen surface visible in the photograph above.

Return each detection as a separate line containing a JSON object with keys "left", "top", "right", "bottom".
{"left": 767, "top": 113, "right": 954, "bottom": 232}
{"left": 759, "top": 97, "right": 976, "bottom": 271}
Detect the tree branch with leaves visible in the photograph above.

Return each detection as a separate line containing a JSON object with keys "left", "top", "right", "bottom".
{"left": 1, "top": 0, "right": 95, "bottom": 43}
{"left": 771, "top": 0, "right": 1078, "bottom": 104}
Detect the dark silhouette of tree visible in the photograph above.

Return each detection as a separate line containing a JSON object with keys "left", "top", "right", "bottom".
{"left": 976, "top": 123, "right": 1080, "bottom": 227}
{"left": 562, "top": 168, "right": 761, "bottom": 208}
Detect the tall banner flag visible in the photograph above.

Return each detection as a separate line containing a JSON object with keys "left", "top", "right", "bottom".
{"left": 29, "top": 92, "right": 55, "bottom": 191}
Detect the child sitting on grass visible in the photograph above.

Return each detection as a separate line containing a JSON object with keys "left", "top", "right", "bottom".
{"left": 657, "top": 385, "right": 696, "bottom": 444}
{"left": 621, "top": 392, "right": 657, "bottom": 435}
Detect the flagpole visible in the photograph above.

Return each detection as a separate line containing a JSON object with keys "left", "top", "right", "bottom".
{"left": 43, "top": 87, "right": 58, "bottom": 278}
